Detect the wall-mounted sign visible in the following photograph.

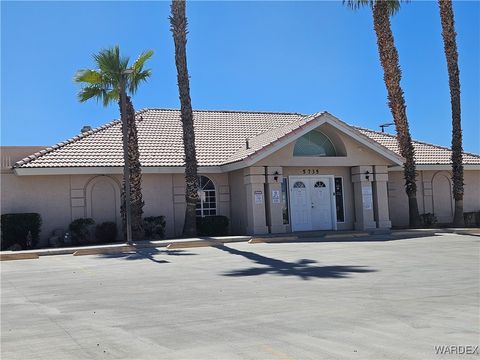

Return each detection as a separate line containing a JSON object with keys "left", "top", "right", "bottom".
{"left": 272, "top": 190, "right": 280, "bottom": 203}
{"left": 362, "top": 185, "right": 373, "bottom": 210}
{"left": 254, "top": 190, "right": 264, "bottom": 204}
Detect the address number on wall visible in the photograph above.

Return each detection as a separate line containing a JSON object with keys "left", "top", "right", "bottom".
{"left": 302, "top": 169, "right": 320, "bottom": 175}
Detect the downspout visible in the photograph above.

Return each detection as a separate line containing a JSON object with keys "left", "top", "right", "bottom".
{"left": 264, "top": 166, "right": 271, "bottom": 234}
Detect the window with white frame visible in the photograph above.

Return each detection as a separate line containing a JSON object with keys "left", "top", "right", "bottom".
{"left": 196, "top": 175, "right": 217, "bottom": 217}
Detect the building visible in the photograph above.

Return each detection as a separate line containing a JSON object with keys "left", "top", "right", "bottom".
{"left": 2, "top": 109, "right": 479, "bottom": 244}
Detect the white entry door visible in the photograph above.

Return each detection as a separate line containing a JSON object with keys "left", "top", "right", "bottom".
{"left": 290, "top": 180, "right": 311, "bottom": 231}
{"left": 290, "top": 176, "right": 336, "bottom": 232}
{"left": 311, "top": 179, "right": 333, "bottom": 230}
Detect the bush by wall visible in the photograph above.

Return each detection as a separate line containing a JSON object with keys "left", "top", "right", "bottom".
{"left": 464, "top": 211, "right": 480, "bottom": 227}
{"left": 1, "top": 213, "right": 42, "bottom": 250}
{"left": 419, "top": 213, "right": 437, "bottom": 228}
{"left": 196, "top": 215, "right": 229, "bottom": 236}
{"left": 69, "top": 218, "right": 95, "bottom": 245}
{"left": 143, "top": 216, "right": 166, "bottom": 239}
{"left": 95, "top": 222, "right": 118, "bottom": 243}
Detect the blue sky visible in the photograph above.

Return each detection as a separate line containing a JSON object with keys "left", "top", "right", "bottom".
{"left": 2, "top": 1, "right": 479, "bottom": 153}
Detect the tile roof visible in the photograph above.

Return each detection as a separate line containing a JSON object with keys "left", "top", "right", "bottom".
{"left": 13, "top": 109, "right": 480, "bottom": 168}
{"left": 355, "top": 127, "right": 480, "bottom": 165}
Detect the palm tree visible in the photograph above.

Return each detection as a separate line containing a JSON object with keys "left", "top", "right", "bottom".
{"left": 344, "top": 0, "right": 421, "bottom": 227}
{"left": 438, "top": 0, "right": 464, "bottom": 227}
{"left": 170, "top": 0, "right": 199, "bottom": 237}
{"left": 74, "top": 46, "right": 153, "bottom": 240}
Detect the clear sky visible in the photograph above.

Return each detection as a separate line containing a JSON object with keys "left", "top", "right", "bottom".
{"left": 2, "top": 1, "right": 479, "bottom": 153}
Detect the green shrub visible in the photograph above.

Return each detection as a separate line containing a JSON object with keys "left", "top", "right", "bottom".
{"left": 143, "top": 216, "right": 166, "bottom": 239}
{"left": 1, "top": 213, "right": 42, "bottom": 250}
{"left": 464, "top": 212, "right": 480, "bottom": 227}
{"left": 95, "top": 222, "right": 118, "bottom": 243}
{"left": 420, "top": 213, "right": 437, "bottom": 228}
{"left": 69, "top": 218, "right": 95, "bottom": 245}
{"left": 196, "top": 215, "right": 229, "bottom": 236}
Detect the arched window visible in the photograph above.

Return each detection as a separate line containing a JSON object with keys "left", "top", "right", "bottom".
{"left": 293, "top": 131, "right": 337, "bottom": 157}
{"left": 314, "top": 181, "right": 326, "bottom": 188}
{"left": 293, "top": 181, "right": 306, "bottom": 188}
{"left": 196, "top": 175, "right": 216, "bottom": 217}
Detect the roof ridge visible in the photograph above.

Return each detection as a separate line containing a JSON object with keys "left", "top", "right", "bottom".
{"left": 145, "top": 107, "right": 307, "bottom": 116}
{"left": 354, "top": 126, "right": 480, "bottom": 158}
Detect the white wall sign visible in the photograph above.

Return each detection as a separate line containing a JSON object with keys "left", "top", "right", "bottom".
{"left": 272, "top": 190, "right": 280, "bottom": 204}
{"left": 254, "top": 190, "right": 264, "bottom": 204}
{"left": 362, "top": 185, "right": 373, "bottom": 210}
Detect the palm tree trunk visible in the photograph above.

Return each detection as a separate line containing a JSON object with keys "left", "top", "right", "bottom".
{"left": 439, "top": 0, "right": 464, "bottom": 227}
{"left": 170, "top": 0, "right": 199, "bottom": 237}
{"left": 372, "top": 0, "right": 420, "bottom": 228}
{"left": 119, "top": 96, "right": 145, "bottom": 240}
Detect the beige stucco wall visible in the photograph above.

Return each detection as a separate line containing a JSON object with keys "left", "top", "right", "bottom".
{"left": 1, "top": 174, "right": 72, "bottom": 245}
{"left": 1, "top": 169, "right": 232, "bottom": 244}
{"left": 387, "top": 169, "right": 480, "bottom": 227}
{"left": 228, "top": 169, "right": 248, "bottom": 234}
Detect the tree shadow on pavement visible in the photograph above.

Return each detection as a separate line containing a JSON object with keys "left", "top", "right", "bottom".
{"left": 213, "top": 245, "right": 376, "bottom": 280}
{"left": 99, "top": 248, "right": 196, "bottom": 264}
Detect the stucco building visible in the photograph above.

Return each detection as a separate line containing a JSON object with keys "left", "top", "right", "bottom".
{"left": 2, "top": 109, "right": 479, "bottom": 244}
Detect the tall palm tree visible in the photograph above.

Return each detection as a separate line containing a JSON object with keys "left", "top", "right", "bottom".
{"left": 170, "top": 0, "right": 199, "bottom": 237}
{"left": 74, "top": 46, "right": 153, "bottom": 240}
{"left": 345, "top": 0, "right": 421, "bottom": 227}
{"left": 438, "top": 0, "right": 464, "bottom": 227}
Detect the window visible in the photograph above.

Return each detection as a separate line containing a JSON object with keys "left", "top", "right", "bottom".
{"left": 282, "top": 178, "right": 289, "bottom": 224}
{"left": 334, "top": 177, "right": 345, "bottom": 222}
{"left": 293, "top": 130, "right": 336, "bottom": 157}
{"left": 293, "top": 181, "right": 306, "bottom": 188}
{"left": 314, "top": 181, "right": 326, "bottom": 188}
{"left": 196, "top": 175, "right": 216, "bottom": 217}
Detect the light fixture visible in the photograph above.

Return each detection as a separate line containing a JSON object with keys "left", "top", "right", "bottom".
{"left": 274, "top": 171, "right": 279, "bottom": 182}
{"left": 365, "top": 170, "right": 370, "bottom": 181}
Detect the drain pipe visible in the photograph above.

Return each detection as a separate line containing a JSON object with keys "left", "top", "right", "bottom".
{"left": 264, "top": 166, "right": 271, "bottom": 234}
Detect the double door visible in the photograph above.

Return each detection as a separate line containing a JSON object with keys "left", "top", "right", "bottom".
{"left": 289, "top": 176, "right": 336, "bottom": 232}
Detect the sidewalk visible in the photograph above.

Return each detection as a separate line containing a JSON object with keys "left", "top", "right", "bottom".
{"left": 1, "top": 228, "right": 478, "bottom": 261}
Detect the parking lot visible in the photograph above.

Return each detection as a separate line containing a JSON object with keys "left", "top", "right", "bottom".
{"left": 1, "top": 234, "right": 479, "bottom": 360}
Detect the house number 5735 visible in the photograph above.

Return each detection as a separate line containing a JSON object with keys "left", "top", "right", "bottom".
{"left": 302, "top": 169, "right": 319, "bottom": 174}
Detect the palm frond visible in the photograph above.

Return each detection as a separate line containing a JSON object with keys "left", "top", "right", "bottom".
{"left": 343, "top": 0, "right": 373, "bottom": 11}
{"left": 75, "top": 45, "right": 153, "bottom": 104}
{"left": 74, "top": 69, "right": 103, "bottom": 85}
{"left": 77, "top": 85, "right": 105, "bottom": 103}
{"left": 132, "top": 50, "right": 154, "bottom": 73}
{"left": 129, "top": 69, "right": 152, "bottom": 94}
{"left": 343, "top": 0, "right": 405, "bottom": 15}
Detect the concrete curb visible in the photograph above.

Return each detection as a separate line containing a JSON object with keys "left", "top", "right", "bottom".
{"left": 0, "top": 236, "right": 251, "bottom": 260}
{"left": 0, "top": 253, "right": 40, "bottom": 261}
{"left": 249, "top": 236, "right": 298, "bottom": 244}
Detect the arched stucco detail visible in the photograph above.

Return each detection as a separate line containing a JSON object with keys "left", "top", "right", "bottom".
{"left": 85, "top": 175, "right": 121, "bottom": 225}
{"left": 432, "top": 171, "right": 453, "bottom": 224}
